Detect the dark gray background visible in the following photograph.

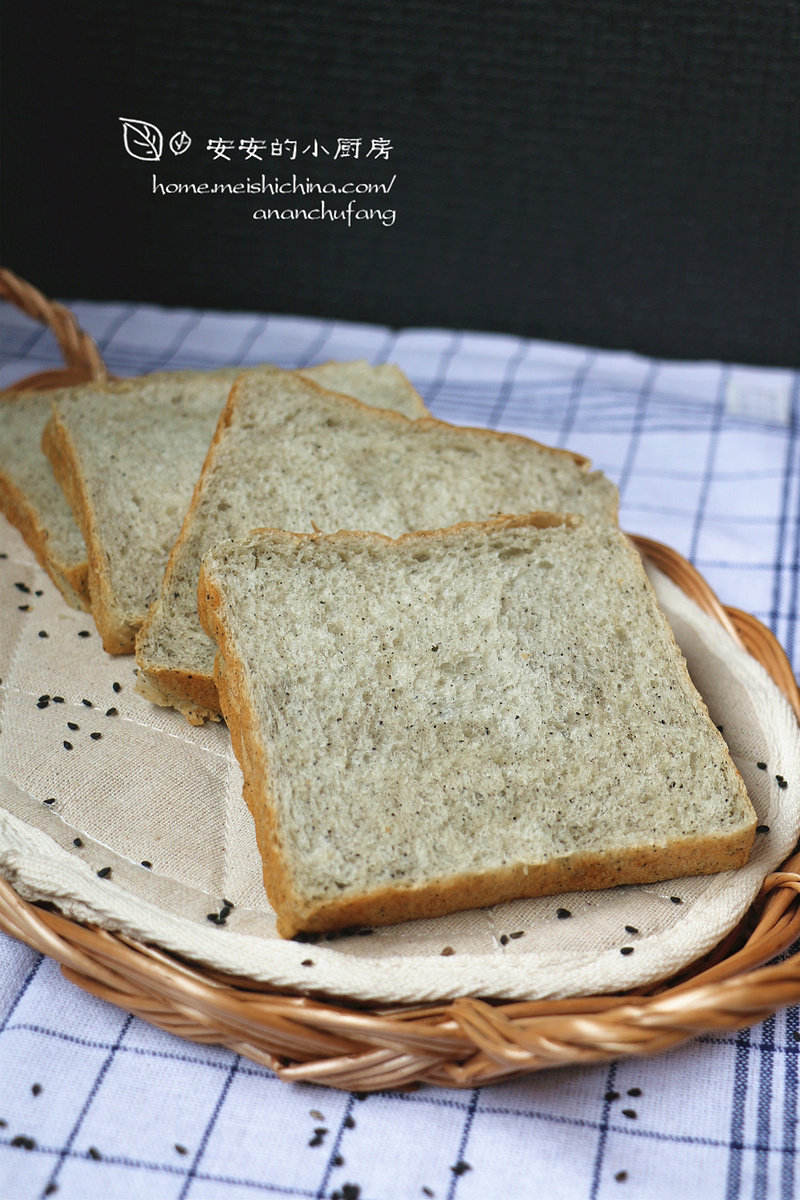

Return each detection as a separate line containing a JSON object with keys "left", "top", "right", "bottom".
{"left": 3, "top": 0, "right": 799, "bottom": 365}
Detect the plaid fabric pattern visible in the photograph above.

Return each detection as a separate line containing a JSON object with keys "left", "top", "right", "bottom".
{"left": 0, "top": 301, "right": 798, "bottom": 1200}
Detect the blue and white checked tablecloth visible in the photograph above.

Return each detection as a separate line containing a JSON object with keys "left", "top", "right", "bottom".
{"left": 1, "top": 300, "right": 799, "bottom": 1200}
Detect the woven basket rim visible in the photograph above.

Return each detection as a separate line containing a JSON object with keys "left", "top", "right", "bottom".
{"left": 0, "top": 267, "right": 111, "bottom": 391}
{"left": 0, "top": 539, "right": 798, "bottom": 1092}
{"left": 1, "top": 270, "right": 799, "bottom": 1091}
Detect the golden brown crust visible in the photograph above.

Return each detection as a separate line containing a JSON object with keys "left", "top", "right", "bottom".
{"left": 199, "top": 516, "right": 756, "bottom": 939}
{"left": 133, "top": 664, "right": 222, "bottom": 725}
{"left": 134, "top": 385, "right": 241, "bottom": 711}
{"left": 202, "top": 573, "right": 305, "bottom": 930}
{"left": 294, "top": 369, "right": 595, "bottom": 468}
{"left": 42, "top": 411, "right": 137, "bottom": 651}
{"left": 298, "top": 359, "right": 431, "bottom": 419}
{"left": 0, "top": 458, "right": 90, "bottom": 610}
{"left": 273, "top": 831, "right": 756, "bottom": 939}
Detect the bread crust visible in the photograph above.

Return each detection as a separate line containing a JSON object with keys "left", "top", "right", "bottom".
{"left": 0, "top": 397, "right": 90, "bottom": 610}
{"left": 42, "top": 410, "right": 140, "bottom": 650}
{"left": 138, "top": 373, "right": 615, "bottom": 717}
{"left": 133, "top": 664, "right": 222, "bottom": 725}
{"left": 298, "top": 359, "right": 431, "bottom": 419}
{"left": 198, "top": 515, "right": 756, "bottom": 938}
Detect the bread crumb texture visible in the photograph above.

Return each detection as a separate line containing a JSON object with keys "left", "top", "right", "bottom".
{"left": 137, "top": 368, "right": 617, "bottom": 712}
{"left": 201, "top": 517, "right": 756, "bottom": 935}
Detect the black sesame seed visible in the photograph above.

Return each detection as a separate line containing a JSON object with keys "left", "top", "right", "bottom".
{"left": 292, "top": 930, "right": 320, "bottom": 943}
{"left": 344, "top": 1115, "right": 356, "bottom": 1129}
{"left": 105, "top": 707, "right": 118, "bottom": 717}
{"left": 73, "top": 838, "right": 83, "bottom": 848}
{"left": 87, "top": 1146, "right": 101, "bottom": 1160}
{"left": 207, "top": 913, "right": 221, "bottom": 923}
{"left": 219, "top": 905, "right": 232, "bottom": 919}
{"left": 31, "top": 1084, "right": 42, "bottom": 1096}
{"left": 422, "top": 1189, "right": 434, "bottom": 1198}
{"left": 499, "top": 934, "right": 509, "bottom": 946}
{"left": 90, "top": 732, "right": 102, "bottom": 741}
{"left": 63, "top": 741, "right": 73, "bottom": 751}
{"left": 621, "top": 946, "right": 635, "bottom": 956}
{"left": 301, "top": 958, "right": 314, "bottom": 967}
{"left": 309, "top": 1109, "right": 324, "bottom": 1120}
{"left": 15, "top": 582, "right": 30, "bottom": 593}
{"left": 0, "top": 1119, "right": 6, "bottom": 1127}
{"left": 19, "top": 605, "right": 30, "bottom": 612}
{"left": 11, "top": 1135, "right": 36, "bottom": 1150}
{"left": 340, "top": 1187, "right": 360, "bottom": 1200}
{"left": 78, "top": 630, "right": 91, "bottom": 638}
{"left": 509, "top": 930, "right": 525, "bottom": 939}
{"left": 175, "top": 1144, "right": 188, "bottom": 1155}
{"left": 757, "top": 762, "right": 768, "bottom": 770}
{"left": 38, "top": 630, "right": 48, "bottom": 638}
{"left": 622, "top": 1109, "right": 637, "bottom": 1119}
{"left": 440, "top": 945, "right": 455, "bottom": 956}
{"left": 44, "top": 1184, "right": 59, "bottom": 1196}
{"left": 112, "top": 682, "right": 122, "bottom": 693}
{"left": 333, "top": 1155, "right": 344, "bottom": 1167}
{"left": 97, "top": 867, "right": 112, "bottom": 879}
{"left": 605, "top": 1090, "right": 620, "bottom": 1102}
{"left": 67, "top": 721, "right": 79, "bottom": 731}
{"left": 222, "top": 898, "right": 234, "bottom": 909}
{"left": 36, "top": 699, "right": 48, "bottom": 708}
{"left": 52, "top": 696, "right": 63, "bottom": 703}
{"left": 627, "top": 1087, "right": 642, "bottom": 1097}
{"left": 0, "top": 552, "right": 5, "bottom": 558}
{"left": 141, "top": 860, "right": 152, "bottom": 869}
{"left": 624, "top": 925, "right": 639, "bottom": 935}
{"left": 38, "top": 694, "right": 49, "bottom": 703}
{"left": 43, "top": 798, "right": 56, "bottom": 805}
{"left": 35, "top": 590, "right": 43, "bottom": 597}
{"left": 615, "top": 1171, "right": 628, "bottom": 1182}
{"left": 82, "top": 698, "right": 93, "bottom": 707}
{"left": 757, "top": 825, "right": 771, "bottom": 834}
{"left": 451, "top": 1162, "right": 472, "bottom": 1176}
{"left": 670, "top": 896, "right": 682, "bottom": 904}
{"left": 778, "top": 779, "right": 789, "bottom": 790}
{"left": 556, "top": 907, "right": 572, "bottom": 919}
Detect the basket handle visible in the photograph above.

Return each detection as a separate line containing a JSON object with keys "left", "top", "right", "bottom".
{"left": 0, "top": 268, "right": 112, "bottom": 393}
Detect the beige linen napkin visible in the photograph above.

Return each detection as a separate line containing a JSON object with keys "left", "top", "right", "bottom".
{"left": 0, "top": 517, "right": 797, "bottom": 1004}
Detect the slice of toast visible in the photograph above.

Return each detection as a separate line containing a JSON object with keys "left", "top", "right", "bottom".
{"left": 198, "top": 515, "right": 756, "bottom": 937}
{"left": 43, "top": 361, "right": 428, "bottom": 654}
{"left": 0, "top": 388, "right": 90, "bottom": 609}
{"left": 43, "top": 368, "right": 245, "bottom": 653}
{"left": 135, "top": 368, "right": 619, "bottom": 723}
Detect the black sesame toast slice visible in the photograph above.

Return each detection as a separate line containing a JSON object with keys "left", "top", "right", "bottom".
{"left": 198, "top": 515, "right": 756, "bottom": 937}
{"left": 0, "top": 387, "right": 90, "bottom": 609}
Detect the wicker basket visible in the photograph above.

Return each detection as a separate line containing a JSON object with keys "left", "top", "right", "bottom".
{"left": 1, "top": 268, "right": 799, "bottom": 1093}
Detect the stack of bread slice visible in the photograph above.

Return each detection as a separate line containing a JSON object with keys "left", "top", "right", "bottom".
{"left": 2, "top": 359, "right": 756, "bottom": 938}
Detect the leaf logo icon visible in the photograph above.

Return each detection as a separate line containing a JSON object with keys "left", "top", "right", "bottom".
{"left": 119, "top": 118, "right": 163, "bottom": 161}
{"left": 169, "top": 130, "right": 192, "bottom": 156}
